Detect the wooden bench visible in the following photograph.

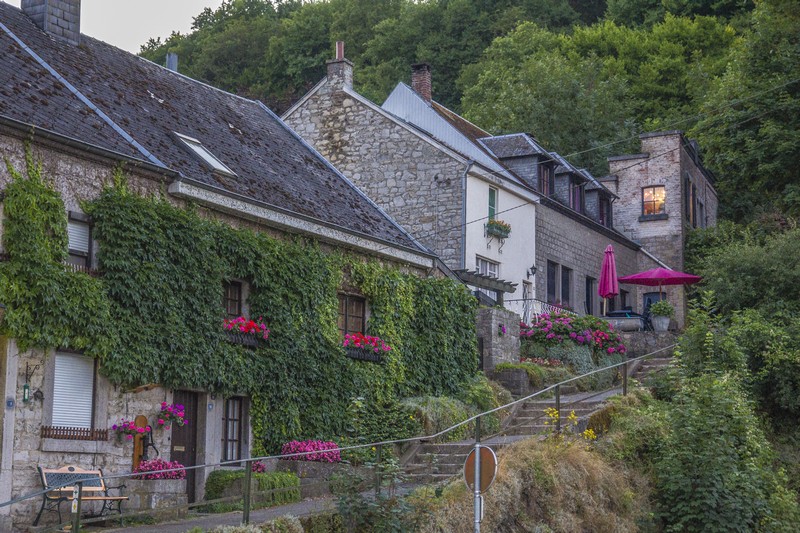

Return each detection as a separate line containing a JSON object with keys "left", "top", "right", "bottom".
{"left": 34, "top": 465, "right": 127, "bottom": 526}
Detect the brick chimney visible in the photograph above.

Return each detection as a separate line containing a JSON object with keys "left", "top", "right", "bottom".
{"left": 22, "top": 0, "right": 81, "bottom": 45}
{"left": 326, "top": 41, "right": 353, "bottom": 90}
{"left": 411, "top": 63, "right": 432, "bottom": 103}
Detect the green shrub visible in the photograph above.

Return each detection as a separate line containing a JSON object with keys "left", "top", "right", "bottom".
{"left": 203, "top": 469, "right": 300, "bottom": 512}
{"left": 402, "top": 396, "right": 473, "bottom": 442}
{"left": 457, "top": 374, "right": 513, "bottom": 434}
{"left": 548, "top": 344, "right": 595, "bottom": 375}
{"left": 259, "top": 515, "right": 305, "bottom": 533}
{"left": 300, "top": 512, "right": 345, "bottom": 533}
{"left": 654, "top": 374, "right": 800, "bottom": 532}
{"left": 494, "top": 362, "right": 573, "bottom": 390}
{"left": 339, "top": 396, "right": 422, "bottom": 464}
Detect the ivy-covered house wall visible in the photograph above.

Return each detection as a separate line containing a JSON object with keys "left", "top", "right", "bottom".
{"left": 0, "top": 137, "right": 478, "bottom": 525}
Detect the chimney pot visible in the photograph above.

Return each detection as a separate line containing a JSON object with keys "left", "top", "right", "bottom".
{"left": 22, "top": 0, "right": 81, "bottom": 45}
{"left": 411, "top": 63, "right": 432, "bottom": 103}
{"left": 326, "top": 42, "right": 353, "bottom": 91}
{"left": 166, "top": 53, "right": 179, "bottom": 72}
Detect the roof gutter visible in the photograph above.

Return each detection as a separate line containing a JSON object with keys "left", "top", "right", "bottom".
{"left": 0, "top": 115, "right": 175, "bottom": 178}
{"left": 460, "top": 160, "right": 474, "bottom": 269}
{"left": 169, "top": 177, "right": 436, "bottom": 269}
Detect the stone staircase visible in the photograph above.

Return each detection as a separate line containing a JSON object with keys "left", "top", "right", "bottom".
{"left": 402, "top": 356, "right": 674, "bottom": 484}
{"left": 631, "top": 355, "right": 674, "bottom": 382}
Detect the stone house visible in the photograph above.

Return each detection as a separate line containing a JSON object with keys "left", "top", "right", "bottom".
{"left": 605, "top": 131, "right": 719, "bottom": 326}
{"left": 0, "top": 3, "right": 440, "bottom": 529}
{"left": 283, "top": 47, "right": 674, "bottom": 324}
{"left": 283, "top": 54, "right": 540, "bottom": 310}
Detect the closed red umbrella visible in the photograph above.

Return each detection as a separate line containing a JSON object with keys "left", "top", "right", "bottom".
{"left": 598, "top": 245, "right": 618, "bottom": 315}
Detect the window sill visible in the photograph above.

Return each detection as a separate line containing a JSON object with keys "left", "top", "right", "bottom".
{"left": 639, "top": 213, "right": 668, "bottom": 222}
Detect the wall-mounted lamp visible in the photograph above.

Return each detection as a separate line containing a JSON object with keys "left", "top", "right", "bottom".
{"left": 526, "top": 265, "right": 538, "bottom": 279}
{"left": 23, "top": 362, "right": 40, "bottom": 404}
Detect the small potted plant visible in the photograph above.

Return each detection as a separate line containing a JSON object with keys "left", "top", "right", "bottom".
{"left": 649, "top": 300, "right": 674, "bottom": 331}
{"left": 485, "top": 218, "right": 511, "bottom": 239}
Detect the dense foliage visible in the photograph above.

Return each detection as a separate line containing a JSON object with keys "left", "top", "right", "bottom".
{"left": 136, "top": 0, "right": 797, "bottom": 217}
{"left": 0, "top": 159, "right": 478, "bottom": 454}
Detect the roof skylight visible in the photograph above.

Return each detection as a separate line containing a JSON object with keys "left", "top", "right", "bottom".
{"left": 175, "top": 132, "right": 236, "bottom": 175}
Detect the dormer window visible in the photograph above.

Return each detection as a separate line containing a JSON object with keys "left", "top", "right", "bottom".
{"left": 569, "top": 176, "right": 585, "bottom": 214}
{"left": 175, "top": 133, "right": 236, "bottom": 175}
{"left": 538, "top": 162, "right": 554, "bottom": 196}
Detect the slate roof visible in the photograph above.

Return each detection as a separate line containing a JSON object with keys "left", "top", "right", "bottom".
{"left": 0, "top": 3, "right": 419, "bottom": 250}
{"left": 478, "top": 134, "right": 548, "bottom": 159}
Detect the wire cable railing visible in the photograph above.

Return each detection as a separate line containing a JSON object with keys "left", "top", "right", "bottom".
{"left": 0, "top": 343, "right": 677, "bottom": 531}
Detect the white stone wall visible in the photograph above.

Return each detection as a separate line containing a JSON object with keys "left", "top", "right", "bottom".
{"left": 465, "top": 174, "right": 537, "bottom": 303}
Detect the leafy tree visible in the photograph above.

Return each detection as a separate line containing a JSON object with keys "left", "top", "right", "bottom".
{"left": 460, "top": 15, "right": 734, "bottom": 173}
{"left": 693, "top": 0, "right": 800, "bottom": 220}
{"left": 605, "top": 0, "right": 664, "bottom": 26}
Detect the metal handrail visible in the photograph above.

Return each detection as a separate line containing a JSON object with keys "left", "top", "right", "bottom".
{"left": 0, "top": 343, "right": 676, "bottom": 529}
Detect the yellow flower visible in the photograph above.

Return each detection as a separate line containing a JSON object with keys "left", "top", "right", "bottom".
{"left": 582, "top": 428, "right": 597, "bottom": 441}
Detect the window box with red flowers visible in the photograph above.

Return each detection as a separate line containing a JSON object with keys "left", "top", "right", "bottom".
{"left": 223, "top": 316, "right": 269, "bottom": 348}
{"left": 342, "top": 333, "right": 391, "bottom": 363}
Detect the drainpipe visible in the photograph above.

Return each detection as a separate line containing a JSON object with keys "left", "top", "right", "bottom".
{"left": 460, "top": 161, "right": 474, "bottom": 270}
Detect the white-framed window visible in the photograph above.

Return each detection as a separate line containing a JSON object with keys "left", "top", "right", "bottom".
{"left": 175, "top": 132, "right": 236, "bottom": 175}
{"left": 52, "top": 352, "right": 95, "bottom": 429}
{"left": 488, "top": 187, "right": 497, "bottom": 220}
{"left": 476, "top": 256, "right": 499, "bottom": 278}
{"left": 223, "top": 396, "right": 246, "bottom": 463}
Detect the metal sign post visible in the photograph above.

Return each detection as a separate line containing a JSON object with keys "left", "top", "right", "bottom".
{"left": 464, "top": 418, "right": 499, "bottom": 533}
{"left": 473, "top": 418, "right": 481, "bottom": 533}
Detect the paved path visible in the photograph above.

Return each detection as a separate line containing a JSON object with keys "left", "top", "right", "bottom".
{"left": 103, "top": 496, "right": 336, "bottom": 533}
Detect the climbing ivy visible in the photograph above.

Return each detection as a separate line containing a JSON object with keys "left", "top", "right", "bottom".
{"left": 0, "top": 157, "right": 477, "bottom": 453}
{"left": 0, "top": 152, "right": 116, "bottom": 357}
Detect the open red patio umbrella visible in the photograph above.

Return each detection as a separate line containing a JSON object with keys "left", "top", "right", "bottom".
{"left": 617, "top": 267, "right": 702, "bottom": 294}
{"left": 598, "top": 245, "right": 618, "bottom": 315}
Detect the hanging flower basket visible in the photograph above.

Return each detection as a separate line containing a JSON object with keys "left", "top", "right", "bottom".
{"left": 486, "top": 219, "right": 511, "bottom": 238}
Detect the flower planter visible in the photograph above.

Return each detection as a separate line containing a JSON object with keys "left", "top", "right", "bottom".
{"left": 225, "top": 331, "right": 260, "bottom": 348}
{"left": 485, "top": 223, "right": 511, "bottom": 239}
{"left": 344, "top": 346, "right": 383, "bottom": 363}
{"left": 125, "top": 478, "right": 187, "bottom": 520}
{"left": 651, "top": 315, "right": 670, "bottom": 332}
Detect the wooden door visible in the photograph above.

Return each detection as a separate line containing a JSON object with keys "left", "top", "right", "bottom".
{"left": 171, "top": 391, "right": 199, "bottom": 502}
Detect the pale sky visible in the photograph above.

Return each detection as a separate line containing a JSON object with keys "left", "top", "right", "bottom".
{"left": 3, "top": 0, "right": 225, "bottom": 53}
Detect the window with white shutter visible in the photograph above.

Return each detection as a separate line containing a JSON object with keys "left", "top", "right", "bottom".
{"left": 67, "top": 214, "right": 91, "bottom": 268}
{"left": 52, "top": 352, "right": 95, "bottom": 429}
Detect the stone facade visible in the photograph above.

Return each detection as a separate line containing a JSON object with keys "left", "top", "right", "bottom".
{"left": 285, "top": 61, "right": 467, "bottom": 269}
{"left": 475, "top": 307, "right": 520, "bottom": 373}
{"left": 607, "top": 131, "right": 719, "bottom": 327}
{"left": 532, "top": 200, "right": 652, "bottom": 318}
{"left": 20, "top": 0, "right": 81, "bottom": 44}
{"left": 0, "top": 126, "right": 430, "bottom": 529}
